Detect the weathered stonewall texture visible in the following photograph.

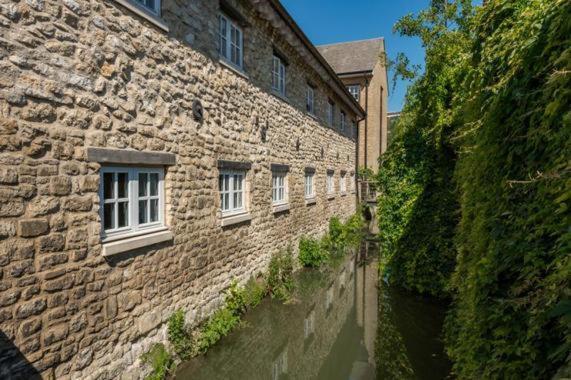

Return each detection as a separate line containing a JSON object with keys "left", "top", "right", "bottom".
{"left": 0, "top": 0, "right": 359, "bottom": 378}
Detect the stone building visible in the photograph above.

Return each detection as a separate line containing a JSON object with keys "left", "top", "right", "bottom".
{"left": 0, "top": 0, "right": 364, "bottom": 378}
{"left": 317, "top": 38, "right": 389, "bottom": 174}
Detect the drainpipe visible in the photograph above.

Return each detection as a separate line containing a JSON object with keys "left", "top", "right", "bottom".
{"left": 364, "top": 77, "right": 370, "bottom": 171}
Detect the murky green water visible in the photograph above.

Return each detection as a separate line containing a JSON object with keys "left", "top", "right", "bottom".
{"left": 175, "top": 241, "right": 451, "bottom": 380}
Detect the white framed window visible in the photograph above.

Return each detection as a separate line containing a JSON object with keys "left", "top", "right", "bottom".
{"left": 340, "top": 173, "right": 347, "bottom": 193}
{"left": 306, "top": 85, "right": 315, "bottom": 115}
{"left": 347, "top": 85, "right": 360, "bottom": 101}
{"left": 304, "top": 172, "right": 314, "bottom": 198}
{"left": 100, "top": 167, "right": 165, "bottom": 240}
{"left": 327, "top": 100, "right": 335, "bottom": 126}
{"left": 218, "top": 13, "right": 243, "bottom": 69}
{"left": 326, "top": 171, "right": 335, "bottom": 194}
{"left": 272, "top": 55, "right": 286, "bottom": 96}
{"left": 340, "top": 111, "right": 346, "bottom": 131}
{"left": 272, "top": 172, "right": 287, "bottom": 205}
{"left": 350, "top": 173, "right": 356, "bottom": 192}
{"left": 219, "top": 170, "right": 245, "bottom": 215}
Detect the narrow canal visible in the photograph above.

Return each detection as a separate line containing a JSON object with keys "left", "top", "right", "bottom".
{"left": 175, "top": 240, "right": 451, "bottom": 380}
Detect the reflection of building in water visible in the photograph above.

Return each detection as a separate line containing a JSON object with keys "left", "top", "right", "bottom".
{"left": 175, "top": 254, "right": 376, "bottom": 380}
{"left": 353, "top": 241, "right": 379, "bottom": 377}
{"left": 304, "top": 309, "right": 316, "bottom": 339}
{"left": 272, "top": 347, "right": 288, "bottom": 380}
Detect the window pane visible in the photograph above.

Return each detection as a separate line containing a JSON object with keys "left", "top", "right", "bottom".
{"left": 118, "top": 172, "right": 128, "bottom": 198}
{"left": 139, "top": 173, "right": 148, "bottom": 197}
{"left": 219, "top": 175, "right": 224, "bottom": 192}
{"left": 224, "top": 193, "right": 229, "bottom": 210}
{"left": 236, "top": 191, "right": 242, "bottom": 208}
{"left": 104, "top": 203, "right": 114, "bottom": 230}
{"left": 118, "top": 201, "right": 128, "bottom": 228}
{"left": 149, "top": 173, "right": 159, "bottom": 196}
{"left": 103, "top": 173, "right": 114, "bottom": 199}
{"left": 224, "top": 175, "right": 230, "bottom": 191}
{"left": 233, "top": 192, "right": 238, "bottom": 209}
{"left": 150, "top": 199, "right": 159, "bottom": 222}
{"left": 139, "top": 200, "right": 148, "bottom": 224}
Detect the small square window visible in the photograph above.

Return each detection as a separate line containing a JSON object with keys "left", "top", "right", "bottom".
{"left": 272, "top": 172, "right": 287, "bottom": 205}
{"left": 347, "top": 85, "right": 360, "bottom": 101}
{"left": 100, "top": 167, "right": 165, "bottom": 240}
{"left": 219, "top": 13, "right": 243, "bottom": 69}
{"left": 219, "top": 170, "right": 246, "bottom": 215}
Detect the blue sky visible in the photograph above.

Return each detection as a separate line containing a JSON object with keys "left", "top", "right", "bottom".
{"left": 281, "top": 0, "right": 428, "bottom": 112}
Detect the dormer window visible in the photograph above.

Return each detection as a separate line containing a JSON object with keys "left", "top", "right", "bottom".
{"left": 219, "top": 13, "right": 243, "bottom": 69}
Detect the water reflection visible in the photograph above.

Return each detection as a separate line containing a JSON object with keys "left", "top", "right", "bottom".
{"left": 175, "top": 240, "right": 451, "bottom": 380}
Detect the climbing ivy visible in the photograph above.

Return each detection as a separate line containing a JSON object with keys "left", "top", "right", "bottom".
{"left": 378, "top": 0, "right": 570, "bottom": 377}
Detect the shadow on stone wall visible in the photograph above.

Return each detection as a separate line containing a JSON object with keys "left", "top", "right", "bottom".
{"left": 0, "top": 331, "right": 41, "bottom": 380}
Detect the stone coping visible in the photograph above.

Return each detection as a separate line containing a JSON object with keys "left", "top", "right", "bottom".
{"left": 220, "top": 212, "right": 252, "bottom": 227}
{"left": 87, "top": 147, "right": 176, "bottom": 166}
{"left": 102, "top": 230, "right": 173, "bottom": 257}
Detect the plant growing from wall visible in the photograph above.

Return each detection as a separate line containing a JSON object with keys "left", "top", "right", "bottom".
{"left": 141, "top": 343, "right": 174, "bottom": 380}
{"left": 299, "top": 236, "right": 328, "bottom": 267}
{"left": 167, "top": 309, "right": 194, "bottom": 360}
{"left": 266, "top": 248, "right": 295, "bottom": 301}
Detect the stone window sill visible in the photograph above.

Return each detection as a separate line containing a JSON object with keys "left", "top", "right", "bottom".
{"left": 219, "top": 59, "right": 249, "bottom": 80}
{"left": 102, "top": 230, "right": 173, "bottom": 257}
{"left": 113, "top": 0, "right": 169, "bottom": 32}
{"left": 327, "top": 194, "right": 336, "bottom": 200}
{"left": 340, "top": 192, "right": 347, "bottom": 197}
{"left": 307, "top": 112, "right": 319, "bottom": 121}
{"left": 220, "top": 212, "right": 252, "bottom": 227}
{"left": 271, "top": 91, "right": 291, "bottom": 105}
{"left": 305, "top": 197, "right": 316, "bottom": 206}
{"left": 273, "top": 203, "right": 290, "bottom": 214}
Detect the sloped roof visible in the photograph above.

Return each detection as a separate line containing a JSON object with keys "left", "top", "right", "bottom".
{"left": 317, "top": 38, "right": 384, "bottom": 75}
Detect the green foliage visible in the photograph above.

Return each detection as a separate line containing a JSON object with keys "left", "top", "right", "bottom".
{"left": 343, "top": 210, "right": 366, "bottom": 249}
{"left": 357, "top": 166, "right": 374, "bottom": 181}
{"left": 382, "top": 0, "right": 570, "bottom": 377}
{"left": 224, "top": 280, "right": 247, "bottom": 315}
{"left": 243, "top": 277, "right": 266, "bottom": 308}
{"left": 141, "top": 343, "right": 173, "bottom": 380}
{"left": 299, "top": 236, "right": 328, "bottom": 267}
{"left": 328, "top": 216, "right": 345, "bottom": 251}
{"left": 266, "top": 249, "right": 295, "bottom": 301}
{"left": 167, "top": 309, "right": 193, "bottom": 360}
{"left": 196, "top": 307, "right": 240, "bottom": 354}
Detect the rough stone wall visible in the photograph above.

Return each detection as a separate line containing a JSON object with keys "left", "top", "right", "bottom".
{"left": 0, "top": 0, "right": 357, "bottom": 378}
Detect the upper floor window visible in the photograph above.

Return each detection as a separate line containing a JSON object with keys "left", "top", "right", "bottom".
{"left": 132, "top": 0, "right": 160, "bottom": 15}
{"left": 305, "top": 172, "right": 314, "bottom": 198}
{"left": 272, "top": 172, "right": 287, "bottom": 205}
{"left": 340, "top": 172, "right": 347, "bottom": 193}
{"left": 340, "top": 111, "right": 346, "bottom": 131}
{"left": 306, "top": 85, "right": 315, "bottom": 115}
{"left": 347, "top": 85, "right": 360, "bottom": 101}
{"left": 219, "top": 13, "right": 243, "bottom": 69}
{"left": 100, "top": 167, "right": 165, "bottom": 240}
{"left": 219, "top": 170, "right": 245, "bottom": 215}
{"left": 327, "top": 171, "right": 335, "bottom": 194}
{"left": 327, "top": 100, "right": 335, "bottom": 126}
{"left": 272, "top": 55, "right": 286, "bottom": 96}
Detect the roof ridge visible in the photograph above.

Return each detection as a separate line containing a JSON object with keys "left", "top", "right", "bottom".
{"left": 316, "top": 37, "right": 384, "bottom": 48}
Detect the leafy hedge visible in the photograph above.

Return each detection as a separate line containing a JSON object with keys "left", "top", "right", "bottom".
{"left": 379, "top": 0, "right": 570, "bottom": 377}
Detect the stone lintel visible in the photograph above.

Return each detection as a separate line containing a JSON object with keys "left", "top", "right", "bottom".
{"left": 87, "top": 148, "right": 176, "bottom": 166}
{"left": 270, "top": 163, "right": 289, "bottom": 172}
{"left": 304, "top": 167, "right": 316, "bottom": 174}
{"left": 217, "top": 160, "right": 252, "bottom": 171}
